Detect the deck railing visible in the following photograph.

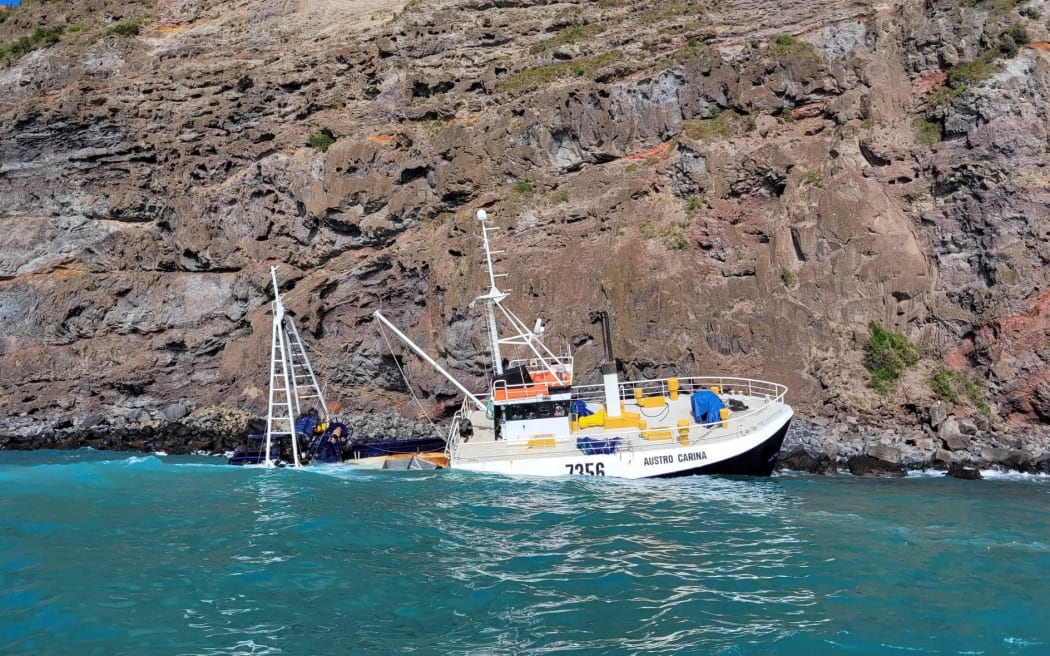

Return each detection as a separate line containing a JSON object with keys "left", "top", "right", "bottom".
{"left": 486, "top": 374, "right": 786, "bottom": 407}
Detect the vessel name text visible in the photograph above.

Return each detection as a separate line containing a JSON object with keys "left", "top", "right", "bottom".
{"left": 644, "top": 455, "right": 674, "bottom": 466}
{"left": 643, "top": 451, "right": 708, "bottom": 466}
{"left": 678, "top": 450, "right": 707, "bottom": 463}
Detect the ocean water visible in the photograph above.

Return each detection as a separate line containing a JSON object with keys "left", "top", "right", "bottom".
{"left": 1, "top": 450, "right": 1049, "bottom": 655}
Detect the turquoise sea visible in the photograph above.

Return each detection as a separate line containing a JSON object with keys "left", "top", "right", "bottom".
{"left": 1, "top": 450, "right": 1049, "bottom": 655}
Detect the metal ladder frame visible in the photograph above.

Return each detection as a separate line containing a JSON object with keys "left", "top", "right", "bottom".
{"left": 263, "top": 267, "right": 331, "bottom": 467}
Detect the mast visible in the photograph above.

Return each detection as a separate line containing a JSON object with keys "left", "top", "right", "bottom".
{"left": 265, "top": 266, "right": 302, "bottom": 467}
{"left": 473, "top": 210, "right": 568, "bottom": 382}
{"left": 476, "top": 210, "right": 506, "bottom": 375}
{"left": 373, "top": 209, "right": 573, "bottom": 415}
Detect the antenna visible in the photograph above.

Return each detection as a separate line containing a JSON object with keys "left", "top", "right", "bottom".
{"left": 270, "top": 265, "right": 284, "bottom": 323}
{"left": 472, "top": 210, "right": 567, "bottom": 380}
{"left": 477, "top": 209, "right": 505, "bottom": 374}
{"left": 477, "top": 209, "right": 506, "bottom": 302}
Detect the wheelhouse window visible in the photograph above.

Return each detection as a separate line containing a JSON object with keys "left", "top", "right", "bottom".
{"left": 502, "top": 401, "right": 570, "bottom": 421}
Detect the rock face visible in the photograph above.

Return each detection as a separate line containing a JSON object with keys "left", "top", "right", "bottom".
{"left": 1, "top": 0, "right": 1049, "bottom": 465}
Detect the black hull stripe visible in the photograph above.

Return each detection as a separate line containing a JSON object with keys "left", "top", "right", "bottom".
{"left": 654, "top": 419, "right": 791, "bottom": 478}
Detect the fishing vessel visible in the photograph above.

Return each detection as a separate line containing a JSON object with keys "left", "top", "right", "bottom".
{"left": 228, "top": 267, "right": 446, "bottom": 469}
{"left": 374, "top": 210, "right": 793, "bottom": 479}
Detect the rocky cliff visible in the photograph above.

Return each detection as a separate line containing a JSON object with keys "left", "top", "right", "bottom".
{"left": 1, "top": 0, "right": 1049, "bottom": 470}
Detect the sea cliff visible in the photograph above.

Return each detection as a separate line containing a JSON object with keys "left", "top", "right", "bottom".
{"left": 2, "top": 0, "right": 1049, "bottom": 473}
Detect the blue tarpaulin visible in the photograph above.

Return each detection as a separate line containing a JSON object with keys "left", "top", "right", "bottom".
{"left": 572, "top": 400, "right": 594, "bottom": 417}
{"left": 690, "top": 390, "right": 724, "bottom": 424}
{"left": 576, "top": 436, "right": 619, "bottom": 455}
{"left": 295, "top": 415, "right": 318, "bottom": 437}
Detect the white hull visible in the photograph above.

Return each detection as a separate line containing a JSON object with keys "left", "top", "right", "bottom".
{"left": 447, "top": 377, "right": 793, "bottom": 479}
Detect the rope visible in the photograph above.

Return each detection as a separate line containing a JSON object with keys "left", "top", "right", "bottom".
{"left": 640, "top": 403, "right": 671, "bottom": 422}
{"left": 376, "top": 320, "right": 443, "bottom": 437}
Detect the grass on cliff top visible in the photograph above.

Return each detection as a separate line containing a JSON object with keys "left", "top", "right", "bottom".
{"left": 497, "top": 51, "right": 617, "bottom": 92}
{"left": 1, "top": 24, "right": 65, "bottom": 62}
{"left": 530, "top": 23, "right": 606, "bottom": 55}
{"left": 1, "top": 15, "right": 145, "bottom": 64}
{"left": 864, "top": 321, "right": 920, "bottom": 394}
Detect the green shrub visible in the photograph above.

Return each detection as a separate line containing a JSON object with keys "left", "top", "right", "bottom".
{"left": 948, "top": 51, "right": 998, "bottom": 88}
{"left": 930, "top": 367, "right": 991, "bottom": 416}
{"left": 109, "top": 18, "right": 144, "bottom": 37}
{"left": 497, "top": 52, "right": 616, "bottom": 92}
{"left": 32, "top": 26, "right": 64, "bottom": 47}
{"left": 682, "top": 110, "right": 729, "bottom": 141}
{"left": 802, "top": 170, "right": 822, "bottom": 187}
{"left": 768, "top": 33, "right": 819, "bottom": 60}
{"left": 307, "top": 133, "right": 336, "bottom": 152}
{"left": 639, "top": 3, "right": 702, "bottom": 24}
{"left": 530, "top": 23, "right": 605, "bottom": 55}
{"left": 863, "top": 321, "right": 920, "bottom": 393}
{"left": 514, "top": 179, "right": 533, "bottom": 193}
{"left": 1007, "top": 21, "right": 1030, "bottom": 48}
{"left": 684, "top": 195, "right": 701, "bottom": 214}
{"left": 1, "top": 23, "right": 70, "bottom": 62}
{"left": 913, "top": 117, "right": 941, "bottom": 146}
{"left": 668, "top": 234, "right": 689, "bottom": 250}
{"left": 930, "top": 367, "right": 959, "bottom": 402}
{"left": 929, "top": 85, "right": 964, "bottom": 108}
{"left": 639, "top": 221, "right": 690, "bottom": 250}
{"left": 781, "top": 269, "right": 795, "bottom": 286}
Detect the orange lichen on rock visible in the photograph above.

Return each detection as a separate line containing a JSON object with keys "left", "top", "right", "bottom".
{"left": 624, "top": 140, "right": 674, "bottom": 161}
{"left": 153, "top": 24, "right": 190, "bottom": 35}
{"left": 912, "top": 70, "right": 947, "bottom": 95}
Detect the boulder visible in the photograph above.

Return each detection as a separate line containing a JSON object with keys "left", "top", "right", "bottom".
{"left": 776, "top": 448, "right": 837, "bottom": 475}
{"left": 164, "top": 403, "right": 190, "bottom": 422}
{"left": 946, "top": 462, "right": 982, "bottom": 480}
{"left": 938, "top": 418, "right": 971, "bottom": 451}
{"left": 867, "top": 444, "right": 902, "bottom": 464}
{"left": 932, "top": 449, "right": 953, "bottom": 468}
{"left": 979, "top": 446, "right": 1011, "bottom": 465}
{"left": 847, "top": 455, "right": 906, "bottom": 478}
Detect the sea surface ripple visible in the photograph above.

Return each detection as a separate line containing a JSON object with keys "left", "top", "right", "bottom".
{"left": 1, "top": 450, "right": 1049, "bottom": 655}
